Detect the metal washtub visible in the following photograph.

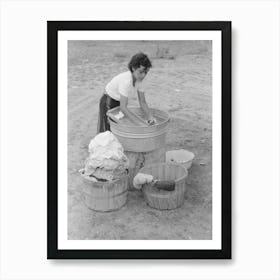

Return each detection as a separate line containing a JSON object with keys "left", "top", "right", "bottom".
{"left": 107, "top": 107, "right": 170, "bottom": 152}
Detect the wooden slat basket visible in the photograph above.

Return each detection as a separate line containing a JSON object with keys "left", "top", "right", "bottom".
{"left": 139, "top": 163, "right": 188, "bottom": 210}
{"left": 80, "top": 170, "right": 129, "bottom": 212}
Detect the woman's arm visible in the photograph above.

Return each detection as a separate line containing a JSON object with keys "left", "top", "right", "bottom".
{"left": 137, "top": 90, "right": 154, "bottom": 122}
{"left": 120, "top": 95, "right": 143, "bottom": 125}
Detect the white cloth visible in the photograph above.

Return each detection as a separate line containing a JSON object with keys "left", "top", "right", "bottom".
{"left": 84, "top": 131, "right": 129, "bottom": 180}
{"left": 88, "top": 131, "right": 124, "bottom": 160}
{"left": 133, "top": 173, "right": 154, "bottom": 190}
{"left": 114, "top": 111, "right": 124, "bottom": 120}
{"left": 105, "top": 71, "right": 145, "bottom": 101}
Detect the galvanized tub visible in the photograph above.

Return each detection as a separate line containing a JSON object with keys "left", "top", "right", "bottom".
{"left": 166, "top": 149, "right": 195, "bottom": 170}
{"left": 107, "top": 107, "right": 170, "bottom": 152}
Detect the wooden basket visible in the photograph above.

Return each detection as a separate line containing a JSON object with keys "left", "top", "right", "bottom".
{"left": 139, "top": 163, "right": 188, "bottom": 210}
{"left": 80, "top": 170, "right": 129, "bottom": 212}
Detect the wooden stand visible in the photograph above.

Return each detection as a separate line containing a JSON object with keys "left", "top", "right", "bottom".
{"left": 125, "top": 147, "right": 166, "bottom": 190}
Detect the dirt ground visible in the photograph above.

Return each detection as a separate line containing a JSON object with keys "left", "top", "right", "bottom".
{"left": 68, "top": 41, "right": 212, "bottom": 240}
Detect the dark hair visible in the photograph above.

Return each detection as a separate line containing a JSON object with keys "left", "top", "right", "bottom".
{"left": 128, "top": 53, "right": 152, "bottom": 72}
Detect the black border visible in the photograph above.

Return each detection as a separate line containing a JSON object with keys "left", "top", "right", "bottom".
{"left": 47, "top": 21, "right": 231, "bottom": 259}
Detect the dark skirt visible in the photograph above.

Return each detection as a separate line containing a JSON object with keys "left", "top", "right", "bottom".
{"left": 97, "top": 93, "right": 120, "bottom": 133}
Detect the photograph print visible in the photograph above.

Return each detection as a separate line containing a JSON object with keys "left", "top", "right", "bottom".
{"left": 47, "top": 21, "right": 231, "bottom": 259}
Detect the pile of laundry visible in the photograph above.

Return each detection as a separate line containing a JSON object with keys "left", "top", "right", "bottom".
{"left": 80, "top": 131, "right": 129, "bottom": 181}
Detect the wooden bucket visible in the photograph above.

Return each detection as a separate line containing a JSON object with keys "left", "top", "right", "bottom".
{"left": 107, "top": 107, "right": 170, "bottom": 152}
{"left": 139, "top": 163, "right": 188, "bottom": 210}
{"left": 80, "top": 171, "right": 129, "bottom": 212}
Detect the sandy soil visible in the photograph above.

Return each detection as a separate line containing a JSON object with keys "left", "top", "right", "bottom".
{"left": 68, "top": 41, "right": 212, "bottom": 240}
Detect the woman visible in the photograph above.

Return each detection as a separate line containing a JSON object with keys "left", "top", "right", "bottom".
{"left": 97, "top": 52, "right": 156, "bottom": 133}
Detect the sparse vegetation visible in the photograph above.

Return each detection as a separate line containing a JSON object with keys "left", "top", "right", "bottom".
{"left": 155, "top": 45, "right": 175, "bottom": 60}
{"left": 113, "top": 52, "right": 127, "bottom": 58}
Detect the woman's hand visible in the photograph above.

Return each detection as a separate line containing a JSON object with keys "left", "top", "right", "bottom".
{"left": 147, "top": 118, "right": 156, "bottom": 125}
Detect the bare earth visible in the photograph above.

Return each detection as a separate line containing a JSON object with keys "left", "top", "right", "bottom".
{"left": 68, "top": 41, "right": 212, "bottom": 240}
